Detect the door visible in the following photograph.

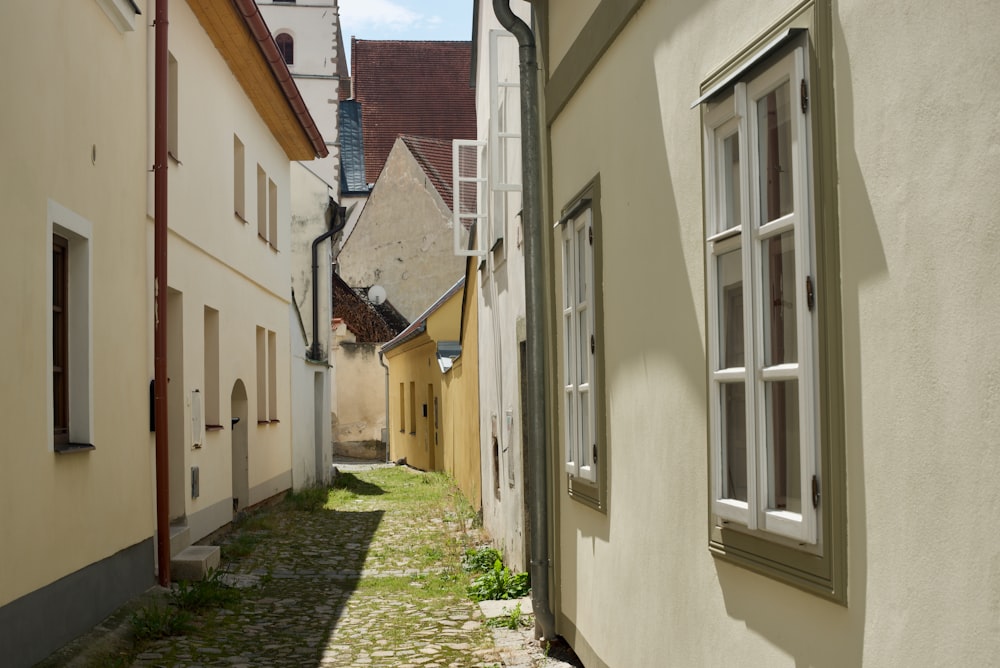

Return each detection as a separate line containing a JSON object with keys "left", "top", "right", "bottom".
{"left": 231, "top": 379, "right": 249, "bottom": 514}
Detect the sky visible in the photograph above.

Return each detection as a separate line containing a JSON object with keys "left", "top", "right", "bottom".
{"left": 339, "top": 0, "right": 474, "bottom": 67}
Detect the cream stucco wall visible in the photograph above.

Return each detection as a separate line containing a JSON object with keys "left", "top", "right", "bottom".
{"left": 332, "top": 333, "right": 388, "bottom": 455}
{"left": 337, "top": 140, "right": 465, "bottom": 322}
{"left": 473, "top": 0, "right": 533, "bottom": 572}
{"left": 156, "top": 0, "right": 294, "bottom": 538}
{"left": 0, "top": 0, "right": 153, "bottom": 609}
{"left": 0, "top": 4, "right": 155, "bottom": 663}
{"left": 544, "top": 0, "right": 1000, "bottom": 666}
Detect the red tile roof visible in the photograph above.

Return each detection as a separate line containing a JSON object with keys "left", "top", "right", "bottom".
{"left": 351, "top": 39, "right": 476, "bottom": 186}
{"left": 400, "top": 135, "right": 455, "bottom": 210}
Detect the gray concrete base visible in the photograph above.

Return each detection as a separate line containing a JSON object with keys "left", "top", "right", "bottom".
{"left": 333, "top": 439, "right": 387, "bottom": 461}
{"left": 187, "top": 496, "right": 234, "bottom": 545}
{"left": 170, "top": 545, "right": 221, "bottom": 582}
{"left": 0, "top": 537, "right": 154, "bottom": 668}
{"left": 479, "top": 596, "right": 533, "bottom": 620}
{"left": 250, "top": 469, "right": 292, "bottom": 507}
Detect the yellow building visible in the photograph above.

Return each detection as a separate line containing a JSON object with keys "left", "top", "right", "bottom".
{"left": 383, "top": 275, "right": 482, "bottom": 509}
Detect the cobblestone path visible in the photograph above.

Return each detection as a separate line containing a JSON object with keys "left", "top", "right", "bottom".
{"left": 133, "top": 466, "right": 506, "bottom": 667}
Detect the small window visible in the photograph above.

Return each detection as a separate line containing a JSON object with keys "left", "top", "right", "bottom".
{"left": 409, "top": 381, "right": 416, "bottom": 434}
{"left": 234, "top": 136, "right": 246, "bottom": 220}
{"left": 204, "top": 306, "right": 220, "bottom": 428}
{"left": 556, "top": 178, "right": 606, "bottom": 510}
{"left": 168, "top": 52, "right": 179, "bottom": 160}
{"left": 257, "top": 165, "right": 267, "bottom": 242}
{"left": 275, "top": 33, "right": 294, "bottom": 66}
{"left": 268, "top": 178, "right": 278, "bottom": 251}
{"left": 399, "top": 383, "right": 405, "bottom": 433}
{"left": 48, "top": 201, "right": 94, "bottom": 451}
{"left": 53, "top": 235, "right": 69, "bottom": 447}
{"left": 698, "top": 16, "right": 844, "bottom": 601}
{"left": 256, "top": 326, "right": 267, "bottom": 423}
{"left": 267, "top": 330, "right": 278, "bottom": 420}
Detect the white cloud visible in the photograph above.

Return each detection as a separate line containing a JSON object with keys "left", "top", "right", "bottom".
{"left": 339, "top": 0, "right": 427, "bottom": 33}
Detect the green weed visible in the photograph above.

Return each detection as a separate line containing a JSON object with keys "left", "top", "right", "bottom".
{"left": 462, "top": 545, "right": 502, "bottom": 573}
{"left": 285, "top": 486, "right": 330, "bottom": 512}
{"left": 128, "top": 604, "right": 192, "bottom": 642}
{"left": 171, "top": 568, "right": 241, "bottom": 611}
{"left": 485, "top": 601, "right": 531, "bottom": 630}
{"left": 467, "top": 558, "right": 530, "bottom": 601}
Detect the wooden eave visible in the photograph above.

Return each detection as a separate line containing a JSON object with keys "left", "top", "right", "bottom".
{"left": 186, "top": 0, "right": 326, "bottom": 161}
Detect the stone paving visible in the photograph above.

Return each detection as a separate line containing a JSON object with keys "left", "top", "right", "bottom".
{"left": 127, "top": 463, "right": 579, "bottom": 668}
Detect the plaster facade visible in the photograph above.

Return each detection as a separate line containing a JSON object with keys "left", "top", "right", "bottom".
{"left": 471, "top": 0, "right": 533, "bottom": 573}
{"left": 331, "top": 325, "right": 389, "bottom": 459}
{"left": 158, "top": 0, "right": 297, "bottom": 540}
{"left": 256, "top": 0, "right": 347, "bottom": 489}
{"left": 536, "top": 0, "right": 1000, "bottom": 666}
{"left": 0, "top": 4, "right": 153, "bottom": 664}
{"left": 337, "top": 139, "right": 465, "bottom": 322}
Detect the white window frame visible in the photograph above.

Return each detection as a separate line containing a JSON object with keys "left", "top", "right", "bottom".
{"left": 47, "top": 200, "right": 94, "bottom": 450}
{"left": 560, "top": 207, "right": 597, "bottom": 483}
{"left": 704, "top": 45, "right": 819, "bottom": 546}
{"left": 489, "top": 29, "right": 522, "bottom": 250}
{"left": 452, "top": 139, "right": 488, "bottom": 257}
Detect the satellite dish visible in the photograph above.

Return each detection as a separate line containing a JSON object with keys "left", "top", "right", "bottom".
{"left": 367, "top": 285, "right": 387, "bottom": 305}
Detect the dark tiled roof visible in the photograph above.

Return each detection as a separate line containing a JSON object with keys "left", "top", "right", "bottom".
{"left": 351, "top": 39, "right": 476, "bottom": 186}
{"left": 338, "top": 101, "right": 369, "bottom": 195}
{"left": 401, "top": 135, "right": 454, "bottom": 210}
{"left": 332, "top": 272, "right": 409, "bottom": 343}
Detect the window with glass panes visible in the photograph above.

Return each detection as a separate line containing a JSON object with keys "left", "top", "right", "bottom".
{"left": 561, "top": 206, "right": 597, "bottom": 483}
{"left": 704, "top": 44, "right": 819, "bottom": 546}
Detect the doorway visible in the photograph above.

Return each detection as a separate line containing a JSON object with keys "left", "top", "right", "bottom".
{"left": 231, "top": 379, "right": 249, "bottom": 515}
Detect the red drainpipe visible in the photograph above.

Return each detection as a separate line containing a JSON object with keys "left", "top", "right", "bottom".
{"left": 153, "top": 0, "right": 171, "bottom": 587}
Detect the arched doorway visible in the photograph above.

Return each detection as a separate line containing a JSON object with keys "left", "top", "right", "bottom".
{"left": 231, "top": 379, "right": 249, "bottom": 515}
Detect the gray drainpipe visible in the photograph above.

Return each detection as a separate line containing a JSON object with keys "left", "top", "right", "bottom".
{"left": 309, "top": 200, "right": 346, "bottom": 362}
{"left": 493, "top": 0, "right": 555, "bottom": 642}
{"left": 378, "top": 350, "right": 390, "bottom": 463}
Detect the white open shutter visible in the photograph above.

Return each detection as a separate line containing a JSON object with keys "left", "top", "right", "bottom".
{"left": 453, "top": 139, "right": 488, "bottom": 256}
{"left": 489, "top": 30, "right": 522, "bottom": 248}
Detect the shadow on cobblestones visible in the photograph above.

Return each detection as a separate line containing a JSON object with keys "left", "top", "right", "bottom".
{"left": 37, "top": 466, "right": 580, "bottom": 667}
{"left": 130, "top": 466, "right": 502, "bottom": 667}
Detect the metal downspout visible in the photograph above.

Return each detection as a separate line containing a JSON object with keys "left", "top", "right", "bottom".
{"left": 153, "top": 0, "right": 170, "bottom": 587}
{"left": 309, "top": 202, "right": 346, "bottom": 361}
{"left": 492, "top": 0, "right": 555, "bottom": 641}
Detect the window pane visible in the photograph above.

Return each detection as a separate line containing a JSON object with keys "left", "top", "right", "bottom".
{"left": 576, "top": 224, "right": 588, "bottom": 304}
{"left": 722, "top": 383, "right": 747, "bottom": 502}
{"left": 762, "top": 230, "right": 797, "bottom": 365}
{"left": 566, "top": 390, "right": 575, "bottom": 462}
{"left": 722, "top": 132, "right": 741, "bottom": 231}
{"left": 577, "top": 309, "right": 589, "bottom": 384}
{"left": 757, "top": 81, "right": 793, "bottom": 223}
{"left": 718, "top": 249, "right": 744, "bottom": 368}
{"left": 578, "top": 388, "right": 589, "bottom": 467}
{"left": 563, "top": 237, "right": 572, "bottom": 306}
{"left": 766, "top": 379, "right": 800, "bottom": 513}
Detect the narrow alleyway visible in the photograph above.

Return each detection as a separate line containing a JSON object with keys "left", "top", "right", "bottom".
{"left": 120, "top": 464, "right": 569, "bottom": 668}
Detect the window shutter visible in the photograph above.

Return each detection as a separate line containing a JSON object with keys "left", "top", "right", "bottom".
{"left": 453, "top": 139, "right": 488, "bottom": 257}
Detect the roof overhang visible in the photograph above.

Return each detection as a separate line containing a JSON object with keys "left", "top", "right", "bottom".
{"left": 186, "top": 0, "right": 328, "bottom": 160}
